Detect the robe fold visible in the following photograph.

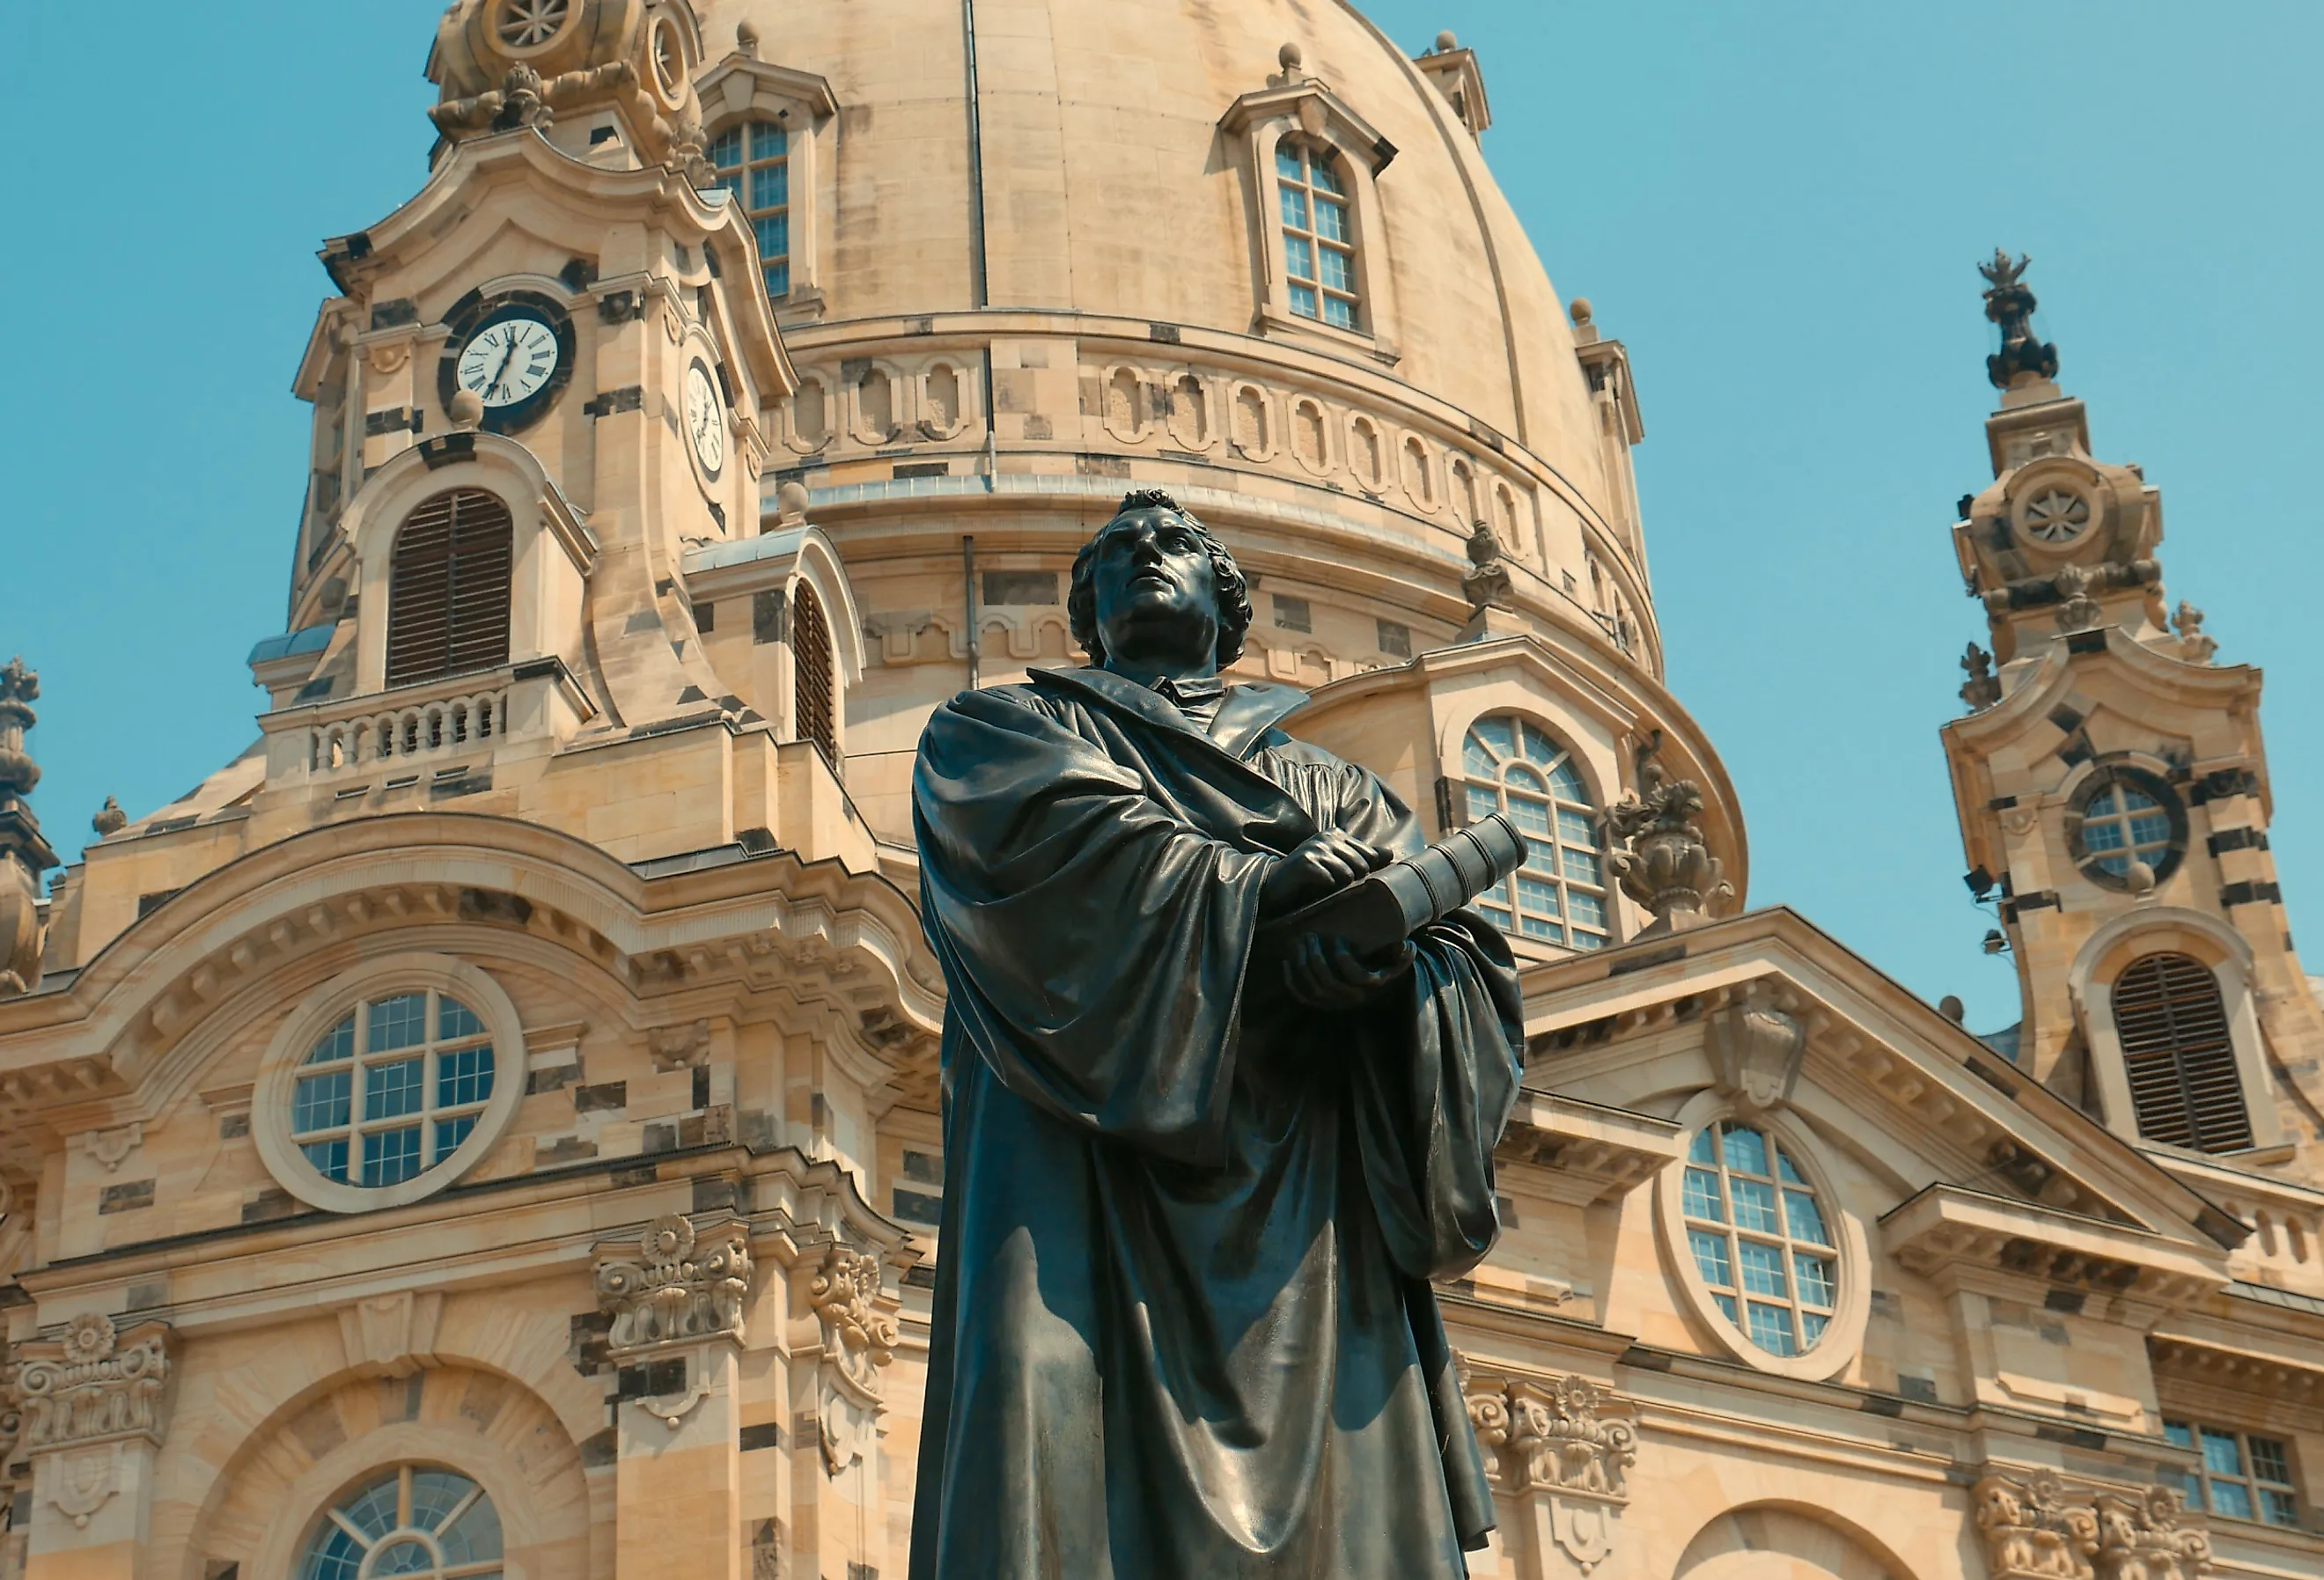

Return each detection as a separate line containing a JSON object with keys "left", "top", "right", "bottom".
{"left": 908, "top": 665, "right": 1525, "bottom": 1580}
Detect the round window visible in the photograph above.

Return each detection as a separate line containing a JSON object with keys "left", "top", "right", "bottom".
{"left": 1680, "top": 1120, "right": 1839, "bottom": 1357}
{"left": 299, "top": 1465, "right": 501, "bottom": 1580}
{"left": 254, "top": 955, "right": 528, "bottom": 1213}
{"left": 2066, "top": 764, "right": 2188, "bottom": 892}
{"left": 2019, "top": 487, "right": 2091, "bottom": 544}
{"left": 492, "top": 0, "right": 571, "bottom": 53}
{"left": 291, "top": 990, "right": 496, "bottom": 1190}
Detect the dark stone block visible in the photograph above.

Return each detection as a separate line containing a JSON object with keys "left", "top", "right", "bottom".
{"left": 527, "top": 1063, "right": 581, "bottom": 1095}
{"left": 578, "top": 1428, "right": 618, "bottom": 1467}
{"left": 1149, "top": 322, "right": 1183, "bottom": 342}
{"left": 136, "top": 887, "right": 185, "bottom": 918}
{"left": 692, "top": 1176, "right": 741, "bottom": 1213}
{"left": 692, "top": 1066, "right": 712, "bottom": 1110}
{"left": 902, "top": 1148, "right": 944, "bottom": 1185}
{"left": 2047, "top": 705, "right": 2084, "bottom": 734}
{"left": 2064, "top": 629, "right": 2107, "bottom": 655}
{"left": 99, "top": 1179, "right": 156, "bottom": 1215}
{"left": 219, "top": 1113, "right": 251, "bottom": 1139}
{"left": 370, "top": 298, "right": 419, "bottom": 329}
{"left": 560, "top": 257, "right": 598, "bottom": 290}
{"left": 616, "top": 1358, "right": 687, "bottom": 1400}
{"left": 1607, "top": 944, "right": 1687, "bottom": 977}
{"left": 644, "top": 1122, "right": 678, "bottom": 1154}
{"left": 1897, "top": 1376, "right": 1940, "bottom": 1405}
{"left": 241, "top": 1187, "right": 301, "bottom": 1224}
{"left": 904, "top": 1263, "right": 938, "bottom": 1290}
{"left": 740, "top": 1422, "right": 784, "bottom": 1451}
{"left": 893, "top": 1187, "right": 943, "bottom": 1226}
{"left": 612, "top": 1163, "right": 658, "bottom": 1187}
{"left": 753, "top": 589, "right": 788, "bottom": 645}
{"left": 536, "top": 1135, "right": 598, "bottom": 1166}
{"left": 574, "top": 1082, "right": 629, "bottom": 1113}
{"left": 584, "top": 386, "right": 645, "bottom": 418}
{"left": 458, "top": 888, "right": 532, "bottom": 926}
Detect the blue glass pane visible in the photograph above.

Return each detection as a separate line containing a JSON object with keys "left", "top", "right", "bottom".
{"left": 764, "top": 260, "right": 790, "bottom": 298}
{"left": 1712, "top": 1291, "right": 1739, "bottom": 1324}
{"left": 1573, "top": 930, "right": 1605, "bottom": 951}
{"left": 364, "top": 1127, "right": 423, "bottom": 1187}
{"left": 2202, "top": 1429, "right": 2245, "bottom": 1476}
{"left": 1557, "top": 808, "right": 1595, "bottom": 845}
{"left": 715, "top": 171, "right": 743, "bottom": 204}
{"left": 1688, "top": 1128, "right": 1717, "bottom": 1165}
{"left": 443, "top": 1488, "right": 504, "bottom": 1561}
{"left": 1721, "top": 1124, "right": 1770, "bottom": 1176}
{"left": 1505, "top": 763, "right": 1545, "bottom": 790}
{"left": 438, "top": 996, "right": 486, "bottom": 1040}
{"left": 1308, "top": 157, "right": 1345, "bottom": 195}
{"left": 1278, "top": 184, "right": 1310, "bottom": 229}
{"left": 339, "top": 1473, "right": 401, "bottom": 1538}
{"left": 2164, "top": 1421, "right": 2195, "bottom": 1449}
{"left": 2210, "top": 1481, "right": 2254, "bottom": 1520}
{"left": 435, "top": 1113, "right": 478, "bottom": 1159}
{"left": 2251, "top": 1437, "right": 2292, "bottom": 1483}
{"left": 708, "top": 127, "right": 742, "bottom": 167}
{"left": 1776, "top": 1148, "right": 1809, "bottom": 1186}
{"left": 366, "top": 1058, "right": 425, "bottom": 1121}
{"left": 1323, "top": 295, "right": 1357, "bottom": 330}
{"left": 2121, "top": 787, "right": 2159, "bottom": 812}
{"left": 751, "top": 162, "right": 788, "bottom": 211}
{"left": 368, "top": 995, "right": 427, "bottom": 1052}
{"left": 294, "top": 1070, "right": 351, "bottom": 1135}
{"left": 1276, "top": 145, "right": 1303, "bottom": 180}
{"left": 1563, "top": 848, "right": 1602, "bottom": 884}
{"left": 2129, "top": 814, "right": 2170, "bottom": 848}
{"left": 1463, "top": 733, "right": 1497, "bottom": 776}
{"left": 1516, "top": 876, "right": 1559, "bottom": 915}
{"left": 410, "top": 1469, "right": 478, "bottom": 1533}
{"left": 300, "top": 1526, "right": 364, "bottom": 1580}
{"left": 438, "top": 1046, "right": 496, "bottom": 1108}
{"left": 1283, "top": 235, "right": 1314, "bottom": 282}
{"left": 1568, "top": 892, "right": 1607, "bottom": 930}
{"left": 1319, "top": 246, "right": 1353, "bottom": 293}
{"left": 2094, "top": 853, "right": 2129, "bottom": 877}
{"left": 1682, "top": 1168, "right": 1724, "bottom": 1222}
{"left": 1738, "top": 1239, "right": 1787, "bottom": 1297}
{"left": 1314, "top": 197, "right": 1350, "bottom": 244}
{"left": 1799, "top": 1310, "right": 1828, "bottom": 1349}
{"left": 1783, "top": 1189, "right": 1832, "bottom": 1246}
{"left": 1746, "top": 1301, "right": 1796, "bottom": 1355}
{"left": 1473, "top": 717, "right": 1516, "bottom": 758}
{"left": 1523, "top": 837, "right": 1559, "bottom": 874}
{"left": 1478, "top": 903, "right": 1512, "bottom": 930}
{"left": 301, "top": 1137, "right": 349, "bottom": 1183}
{"left": 1549, "top": 761, "right": 1588, "bottom": 801}
{"left": 1794, "top": 1253, "right": 1837, "bottom": 1308}
{"left": 1519, "top": 915, "right": 1561, "bottom": 940}
{"left": 1688, "top": 1229, "right": 1732, "bottom": 1290}
{"left": 1732, "top": 1179, "right": 1780, "bottom": 1234}
{"left": 754, "top": 214, "right": 790, "bottom": 262}
{"left": 1289, "top": 283, "right": 1320, "bottom": 320}
{"left": 2084, "top": 820, "right": 2126, "bottom": 852}
{"left": 751, "top": 121, "right": 788, "bottom": 160}
{"left": 1466, "top": 785, "right": 1500, "bottom": 821}
{"left": 2262, "top": 1488, "right": 2298, "bottom": 1525}
{"left": 1508, "top": 797, "right": 1551, "bottom": 836}
{"left": 306, "top": 1016, "right": 355, "bottom": 1065}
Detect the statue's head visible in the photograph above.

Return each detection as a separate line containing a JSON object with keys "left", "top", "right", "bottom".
{"left": 1069, "top": 489, "right": 1253, "bottom": 671}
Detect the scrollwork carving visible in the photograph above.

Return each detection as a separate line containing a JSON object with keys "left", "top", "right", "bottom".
{"left": 593, "top": 1213, "right": 754, "bottom": 1356}
{"left": 6, "top": 1314, "right": 174, "bottom": 1452}
{"left": 810, "top": 1242, "right": 898, "bottom": 1477}
{"left": 1975, "top": 1472, "right": 2212, "bottom": 1580}
{"left": 1463, "top": 1370, "right": 1637, "bottom": 1575}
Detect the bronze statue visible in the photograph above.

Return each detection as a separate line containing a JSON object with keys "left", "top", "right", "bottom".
{"left": 908, "top": 490, "right": 1524, "bottom": 1577}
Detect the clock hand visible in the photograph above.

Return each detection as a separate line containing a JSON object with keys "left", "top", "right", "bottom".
{"left": 487, "top": 329, "right": 520, "bottom": 400}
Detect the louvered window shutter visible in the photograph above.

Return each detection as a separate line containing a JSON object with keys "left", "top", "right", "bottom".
{"left": 792, "top": 583, "right": 838, "bottom": 768}
{"left": 2113, "top": 952, "right": 2253, "bottom": 1152}
{"left": 386, "top": 489, "right": 513, "bottom": 687}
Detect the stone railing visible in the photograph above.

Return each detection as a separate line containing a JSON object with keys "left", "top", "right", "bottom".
{"left": 260, "top": 658, "right": 594, "bottom": 789}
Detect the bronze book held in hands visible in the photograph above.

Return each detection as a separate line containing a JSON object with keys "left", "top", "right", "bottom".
{"left": 1258, "top": 812, "right": 1527, "bottom": 959}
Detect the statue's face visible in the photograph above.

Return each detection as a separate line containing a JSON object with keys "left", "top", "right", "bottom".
{"left": 1090, "top": 508, "right": 1219, "bottom": 665}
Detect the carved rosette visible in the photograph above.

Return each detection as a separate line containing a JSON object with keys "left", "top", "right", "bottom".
{"left": 809, "top": 1242, "right": 898, "bottom": 1477}
{"left": 1974, "top": 1471, "right": 2212, "bottom": 1580}
{"left": 1465, "top": 1371, "right": 1637, "bottom": 1576}
{"left": 594, "top": 1213, "right": 754, "bottom": 1356}
{"left": 4, "top": 1314, "right": 175, "bottom": 1455}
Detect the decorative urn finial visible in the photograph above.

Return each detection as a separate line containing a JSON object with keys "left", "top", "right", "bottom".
{"left": 1979, "top": 249, "right": 2059, "bottom": 391}
{"left": 0, "top": 656, "right": 56, "bottom": 996}
{"left": 1602, "top": 731, "right": 1732, "bottom": 935}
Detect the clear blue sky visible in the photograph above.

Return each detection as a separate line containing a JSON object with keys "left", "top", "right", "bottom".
{"left": 4, "top": 3, "right": 2319, "bottom": 1032}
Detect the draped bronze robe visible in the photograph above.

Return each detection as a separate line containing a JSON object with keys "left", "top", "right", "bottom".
{"left": 908, "top": 665, "right": 1524, "bottom": 1580}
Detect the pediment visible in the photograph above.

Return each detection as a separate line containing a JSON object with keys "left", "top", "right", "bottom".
{"left": 1519, "top": 906, "right": 2244, "bottom": 1267}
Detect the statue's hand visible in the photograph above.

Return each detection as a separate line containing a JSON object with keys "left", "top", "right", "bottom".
{"left": 1281, "top": 933, "right": 1416, "bottom": 1009}
{"left": 1261, "top": 829, "right": 1389, "bottom": 917}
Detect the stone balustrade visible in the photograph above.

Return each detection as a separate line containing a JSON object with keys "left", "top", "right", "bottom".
{"left": 259, "top": 659, "right": 594, "bottom": 788}
{"left": 309, "top": 683, "right": 509, "bottom": 772}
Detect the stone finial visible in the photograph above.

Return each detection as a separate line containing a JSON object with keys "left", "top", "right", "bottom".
{"left": 92, "top": 797, "right": 127, "bottom": 837}
{"left": 1959, "top": 643, "right": 2000, "bottom": 710}
{"left": 0, "top": 657, "right": 40, "bottom": 805}
{"left": 776, "top": 479, "right": 811, "bottom": 525}
{"left": 1979, "top": 248, "right": 2059, "bottom": 391}
{"left": 447, "top": 387, "right": 485, "bottom": 431}
{"left": 1568, "top": 297, "right": 1592, "bottom": 327}
{"left": 1460, "top": 520, "right": 1514, "bottom": 612}
{"left": 0, "top": 657, "right": 55, "bottom": 999}
{"left": 737, "top": 18, "right": 761, "bottom": 59}
{"left": 1278, "top": 41, "right": 1305, "bottom": 77}
{"left": 2051, "top": 563, "right": 2103, "bottom": 634}
{"left": 1435, "top": 30, "right": 1460, "bottom": 53}
{"left": 1603, "top": 731, "right": 1732, "bottom": 934}
{"left": 2173, "top": 599, "right": 2217, "bottom": 663}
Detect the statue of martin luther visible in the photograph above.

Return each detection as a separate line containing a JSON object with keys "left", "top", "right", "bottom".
{"left": 908, "top": 489, "right": 1524, "bottom": 1578}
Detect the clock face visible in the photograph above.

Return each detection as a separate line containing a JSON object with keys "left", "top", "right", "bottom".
{"left": 685, "top": 360, "right": 726, "bottom": 479}
{"left": 456, "top": 314, "right": 562, "bottom": 408}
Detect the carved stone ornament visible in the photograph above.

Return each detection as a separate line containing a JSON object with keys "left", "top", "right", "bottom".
{"left": 1981, "top": 249, "right": 2060, "bottom": 391}
{"left": 2052, "top": 564, "right": 2103, "bottom": 635}
{"left": 1974, "top": 1471, "right": 2212, "bottom": 1580}
{"left": 1466, "top": 1371, "right": 1638, "bottom": 1576}
{"left": 1602, "top": 731, "right": 1732, "bottom": 934}
{"left": 1960, "top": 643, "right": 2002, "bottom": 711}
{"left": 80, "top": 1123, "right": 143, "bottom": 1173}
{"left": 47, "top": 1442, "right": 121, "bottom": 1531}
{"left": 0, "top": 656, "right": 58, "bottom": 999}
{"left": 646, "top": 1018, "right": 713, "bottom": 1071}
{"left": 1707, "top": 979, "right": 1806, "bottom": 1111}
{"left": 3, "top": 1315, "right": 175, "bottom": 1453}
{"left": 595, "top": 1213, "right": 754, "bottom": 1356}
{"left": 2172, "top": 599, "right": 2217, "bottom": 665}
{"left": 810, "top": 1242, "right": 898, "bottom": 1477}
{"left": 1460, "top": 520, "right": 1515, "bottom": 612}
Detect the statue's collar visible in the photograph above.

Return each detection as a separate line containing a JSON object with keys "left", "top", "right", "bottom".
{"left": 1030, "top": 666, "right": 1311, "bottom": 759}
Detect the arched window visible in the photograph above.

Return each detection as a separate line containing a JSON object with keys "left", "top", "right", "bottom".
{"left": 792, "top": 582, "right": 837, "bottom": 766}
{"left": 2114, "top": 952, "right": 2253, "bottom": 1151}
{"left": 386, "top": 490, "right": 511, "bottom": 687}
{"left": 710, "top": 120, "right": 791, "bottom": 298}
{"left": 298, "top": 1464, "right": 501, "bottom": 1580}
{"left": 1461, "top": 716, "right": 1610, "bottom": 949}
{"left": 1276, "top": 143, "right": 1358, "bottom": 330}
{"left": 1680, "top": 1120, "right": 1840, "bottom": 1358}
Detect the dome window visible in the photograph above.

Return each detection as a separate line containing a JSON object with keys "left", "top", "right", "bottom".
{"left": 710, "top": 121, "right": 791, "bottom": 300}
{"left": 1276, "top": 143, "right": 1360, "bottom": 330}
{"left": 1461, "top": 714, "right": 1610, "bottom": 950}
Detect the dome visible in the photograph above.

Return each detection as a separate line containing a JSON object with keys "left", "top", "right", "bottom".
{"left": 710, "top": 0, "right": 1600, "bottom": 500}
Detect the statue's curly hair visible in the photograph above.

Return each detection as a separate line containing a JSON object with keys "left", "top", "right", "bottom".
{"left": 1067, "top": 489, "right": 1254, "bottom": 667}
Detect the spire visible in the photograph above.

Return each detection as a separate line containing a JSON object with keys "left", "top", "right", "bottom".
{"left": 0, "top": 657, "right": 57, "bottom": 996}
{"left": 1978, "top": 248, "right": 2058, "bottom": 392}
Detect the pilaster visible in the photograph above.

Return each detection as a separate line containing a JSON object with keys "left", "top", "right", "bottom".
{"left": 5, "top": 1316, "right": 175, "bottom": 1580}
{"left": 1466, "top": 1370, "right": 1639, "bottom": 1579}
